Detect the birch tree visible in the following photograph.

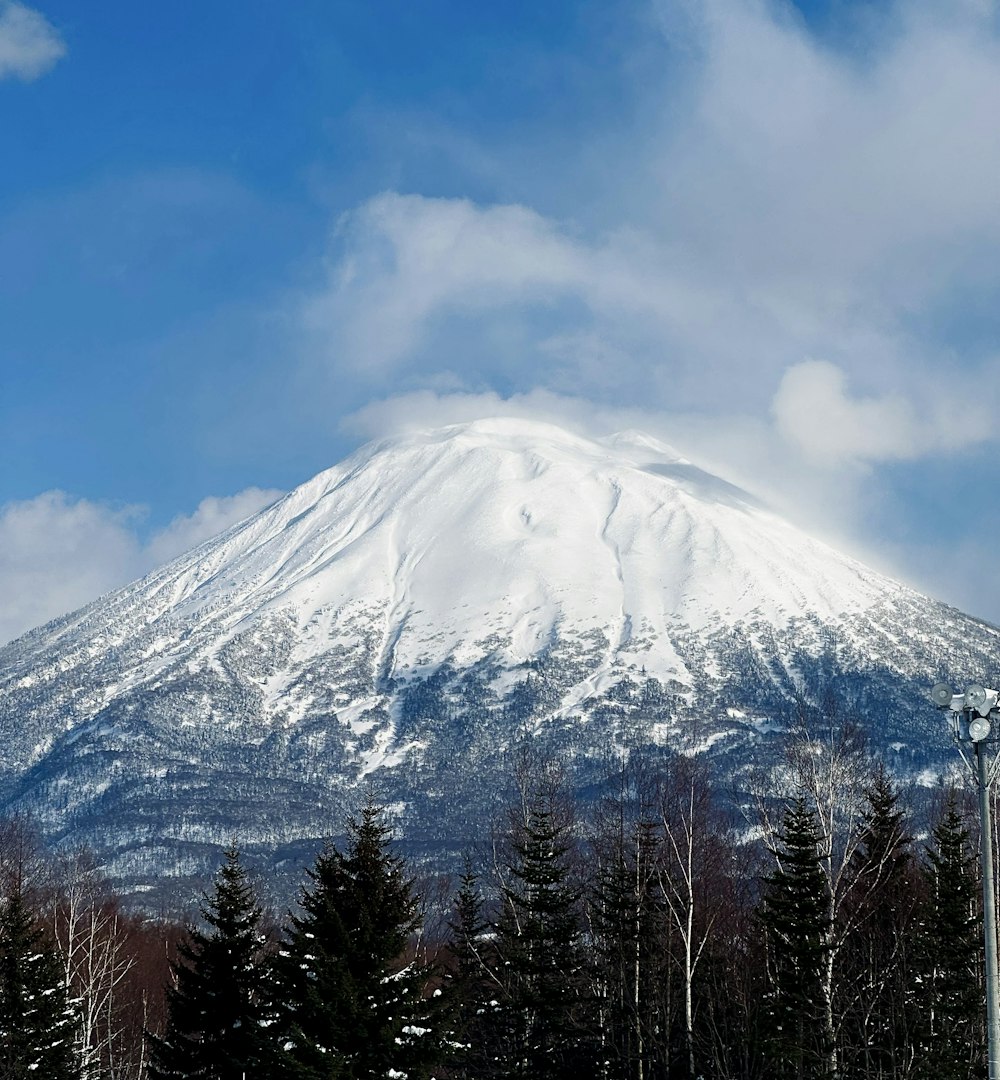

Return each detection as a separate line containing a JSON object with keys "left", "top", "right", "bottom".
{"left": 655, "top": 754, "right": 731, "bottom": 1079}
{"left": 49, "top": 851, "right": 135, "bottom": 1078}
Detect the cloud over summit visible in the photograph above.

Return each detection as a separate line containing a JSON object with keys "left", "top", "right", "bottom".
{"left": 307, "top": 0, "right": 1000, "bottom": 475}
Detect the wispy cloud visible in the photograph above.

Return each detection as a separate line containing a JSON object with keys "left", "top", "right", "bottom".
{"left": 306, "top": 0, "right": 1000, "bottom": 467}
{"left": 0, "top": 487, "right": 281, "bottom": 646}
{"left": 0, "top": 2, "right": 65, "bottom": 81}
{"left": 343, "top": 386, "right": 870, "bottom": 552}
{"left": 0, "top": 493, "right": 142, "bottom": 646}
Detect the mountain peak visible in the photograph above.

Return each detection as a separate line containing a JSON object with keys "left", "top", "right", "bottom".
{"left": 9, "top": 419, "right": 898, "bottom": 672}
{"left": 1, "top": 417, "right": 994, "bottom": 901}
{"left": 367, "top": 416, "right": 687, "bottom": 466}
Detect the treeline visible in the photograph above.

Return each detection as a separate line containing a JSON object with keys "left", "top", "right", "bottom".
{"left": 0, "top": 725, "right": 991, "bottom": 1079}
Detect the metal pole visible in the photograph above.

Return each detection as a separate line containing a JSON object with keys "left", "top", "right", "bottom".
{"left": 976, "top": 739, "right": 1000, "bottom": 1080}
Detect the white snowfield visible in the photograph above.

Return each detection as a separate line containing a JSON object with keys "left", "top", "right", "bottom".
{"left": 21, "top": 418, "right": 901, "bottom": 692}
{"left": 171, "top": 417, "right": 892, "bottom": 640}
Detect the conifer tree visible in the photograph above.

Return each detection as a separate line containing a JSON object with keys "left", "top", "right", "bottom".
{"left": 494, "top": 788, "right": 592, "bottom": 1079}
{"left": 149, "top": 847, "right": 274, "bottom": 1080}
{"left": 839, "top": 765, "right": 918, "bottom": 1079}
{"left": 443, "top": 864, "right": 502, "bottom": 1079}
{"left": 912, "top": 792, "right": 983, "bottom": 1080}
{"left": 274, "top": 795, "right": 439, "bottom": 1079}
{"left": 0, "top": 887, "right": 81, "bottom": 1080}
{"left": 590, "top": 815, "right": 670, "bottom": 1080}
{"left": 759, "top": 795, "right": 834, "bottom": 1080}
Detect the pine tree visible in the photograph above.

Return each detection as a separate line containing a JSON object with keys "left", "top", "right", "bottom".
{"left": 912, "top": 792, "right": 983, "bottom": 1080}
{"left": 839, "top": 765, "right": 918, "bottom": 1079}
{"left": 759, "top": 795, "right": 834, "bottom": 1080}
{"left": 442, "top": 864, "right": 502, "bottom": 1079}
{"left": 590, "top": 816, "right": 670, "bottom": 1080}
{"left": 494, "top": 790, "right": 592, "bottom": 1079}
{"left": 274, "top": 795, "right": 439, "bottom": 1079}
{"left": 0, "top": 887, "right": 81, "bottom": 1080}
{"left": 149, "top": 847, "right": 275, "bottom": 1080}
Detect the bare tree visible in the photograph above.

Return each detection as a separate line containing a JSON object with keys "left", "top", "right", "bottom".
{"left": 0, "top": 813, "right": 49, "bottom": 898}
{"left": 47, "top": 850, "right": 137, "bottom": 1079}
{"left": 655, "top": 753, "right": 733, "bottom": 1080}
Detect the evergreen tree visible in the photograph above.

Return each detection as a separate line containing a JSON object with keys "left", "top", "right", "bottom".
{"left": 442, "top": 864, "right": 502, "bottom": 1079}
{"left": 839, "top": 765, "right": 918, "bottom": 1079}
{"left": 759, "top": 795, "right": 834, "bottom": 1080}
{"left": 912, "top": 791, "right": 983, "bottom": 1080}
{"left": 149, "top": 847, "right": 275, "bottom": 1080}
{"left": 590, "top": 816, "right": 671, "bottom": 1080}
{"left": 274, "top": 795, "right": 439, "bottom": 1079}
{"left": 0, "top": 887, "right": 81, "bottom": 1080}
{"left": 493, "top": 789, "right": 592, "bottom": 1079}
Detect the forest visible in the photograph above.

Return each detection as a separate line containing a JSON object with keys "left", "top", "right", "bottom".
{"left": 0, "top": 718, "right": 990, "bottom": 1080}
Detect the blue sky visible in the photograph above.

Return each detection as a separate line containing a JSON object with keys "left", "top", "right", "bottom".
{"left": 3, "top": 0, "right": 1000, "bottom": 643}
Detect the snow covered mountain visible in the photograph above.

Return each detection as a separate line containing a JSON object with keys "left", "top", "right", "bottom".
{"left": 0, "top": 418, "right": 995, "bottom": 901}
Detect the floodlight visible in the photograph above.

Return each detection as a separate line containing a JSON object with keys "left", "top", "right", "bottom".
{"left": 965, "top": 685, "right": 1000, "bottom": 717}
{"left": 924, "top": 675, "right": 1000, "bottom": 1077}
{"left": 970, "top": 716, "right": 992, "bottom": 742}
{"left": 967, "top": 685, "right": 989, "bottom": 709}
{"left": 931, "top": 682, "right": 956, "bottom": 708}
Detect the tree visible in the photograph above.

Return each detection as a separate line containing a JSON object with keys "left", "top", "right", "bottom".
{"left": 912, "top": 791, "right": 983, "bottom": 1080}
{"left": 49, "top": 850, "right": 137, "bottom": 1079}
{"left": 838, "top": 765, "right": 919, "bottom": 1080}
{"left": 0, "top": 886, "right": 81, "bottom": 1079}
{"left": 781, "top": 714, "right": 870, "bottom": 1080}
{"left": 274, "top": 795, "right": 439, "bottom": 1079}
{"left": 588, "top": 761, "right": 672, "bottom": 1080}
{"left": 759, "top": 795, "right": 834, "bottom": 1080}
{"left": 591, "top": 812, "right": 670, "bottom": 1080}
{"left": 149, "top": 847, "right": 275, "bottom": 1080}
{"left": 655, "top": 754, "right": 735, "bottom": 1079}
{"left": 493, "top": 782, "right": 592, "bottom": 1079}
{"left": 442, "top": 863, "right": 502, "bottom": 1079}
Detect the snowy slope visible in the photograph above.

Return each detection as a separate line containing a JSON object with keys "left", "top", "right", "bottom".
{"left": 0, "top": 418, "right": 995, "bottom": 899}
{"left": 3, "top": 418, "right": 899, "bottom": 692}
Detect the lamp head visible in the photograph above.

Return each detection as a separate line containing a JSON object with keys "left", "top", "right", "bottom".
{"left": 969, "top": 716, "right": 992, "bottom": 742}
{"left": 931, "top": 682, "right": 956, "bottom": 708}
{"left": 965, "top": 684, "right": 999, "bottom": 717}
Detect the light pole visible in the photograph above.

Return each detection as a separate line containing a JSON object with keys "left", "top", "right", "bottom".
{"left": 931, "top": 681, "right": 1000, "bottom": 1080}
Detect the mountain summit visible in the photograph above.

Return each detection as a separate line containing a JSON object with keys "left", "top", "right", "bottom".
{"left": 0, "top": 419, "right": 994, "bottom": 898}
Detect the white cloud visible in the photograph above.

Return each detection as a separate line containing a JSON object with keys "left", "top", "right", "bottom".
{"left": 772, "top": 360, "right": 921, "bottom": 465}
{"left": 0, "top": 487, "right": 281, "bottom": 646}
{"left": 303, "top": 0, "right": 1000, "bottom": 463}
{"left": 345, "top": 388, "right": 633, "bottom": 442}
{"left": 307, "top": 194, "right": 690, "bottom": 379}
{"left": 0, "top": 493, "right": 143, "bottom": 646}
{"left": 0, "top": 2, "right": 65, "bottom": 81}
{"left": 772, "top": 358, "right": 1000, "bottom": 466}
{"left": 145, "top": 488, "right": 282, "bottom": 566}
